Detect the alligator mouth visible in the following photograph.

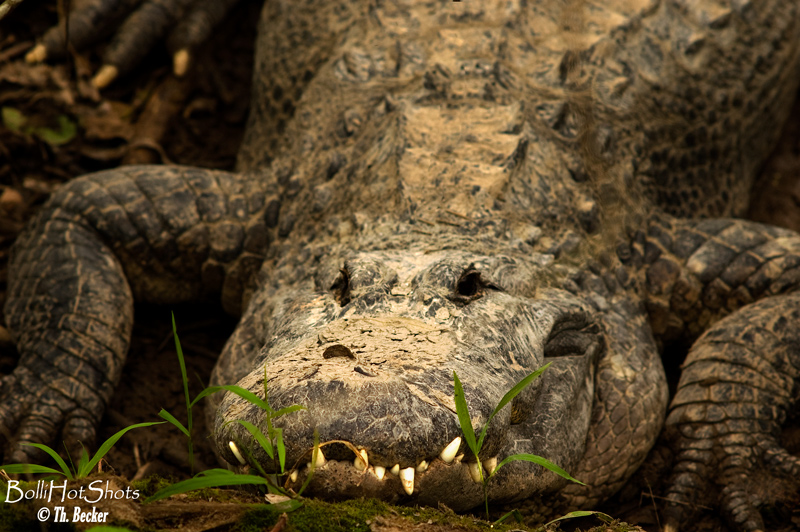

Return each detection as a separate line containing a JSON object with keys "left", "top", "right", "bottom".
{"left": 223, "top": 425, "right": 522, "bottom": 511}
{"left": 276, "top": 439, "right": 492, "bottom": 510}
{"left": 213, "top": 316, "right": 532, "bottom": 509}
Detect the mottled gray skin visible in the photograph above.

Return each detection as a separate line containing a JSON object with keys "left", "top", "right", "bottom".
{"left": 3, "top": 1, "right": 800, "bottom": 531}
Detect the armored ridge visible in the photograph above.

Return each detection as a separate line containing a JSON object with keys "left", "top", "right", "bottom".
{"left": 3, "top": 2, "right": 800, "bottom": 531}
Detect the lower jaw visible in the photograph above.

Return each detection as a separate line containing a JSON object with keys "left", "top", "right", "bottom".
{"left": 282, "top": 457, "right": 488, "bottom": 511}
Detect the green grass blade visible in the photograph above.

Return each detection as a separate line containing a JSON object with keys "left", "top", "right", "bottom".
{"left": 77, "top": 444, "right": 90, "bottom": 477}
{"left": 272, "top": 404, "right": 306, "bottom": 418}
{"left": 477, "top": 362, "right": 551, "bottom": 450}
{"left": 263, "top": 365, "right": 273, "bottom": 414}
{"left": 190, "top": 384, "right": 269, "bottom": 411}
{"left": 171, "top": 313, "right": 191, "bottom": 416}
{"left": 452, "top": 371, "right": 479, "bottom": 459}
{"left": 144, "top": 472, "right": 273, "bottom": 503}
{"left": 158, "top": 409, "right": 189, "bottom": 437}
{"left": 172, "top": 313, "right": 195, "bottom": 474}
{"left": 275, "top": 427, "right": 286, "bottom": 473}
{"left": 195, "top": 468, "right": 236, "bottom": 476}
{"left": 21, "top": 443, "right": 73, "bottom": 479}
{"left": 0, "top": 463, "right": 66, "bottom": 476}
{"left": 81, "top": 422, "right": 165, "bottom": 477}
{"left": 544, "top": 510, "right": 614, "bottom": 527}
{"left": 234, "top": 420, "right": 274, "bottom": 460}
{"left": 494, "top": 509, "right": 523, "bottom": 525}
{"left": 297, "top": 430, "right": 319, "bottom": 497}
{"left": 64, "top": 442, "right": 78, "bottom": 478}
{"left": 493, "top": 453, "right": 584, "bottom": 485}
{"left": 237, "top": 442, "right": 271, "bottom": 479}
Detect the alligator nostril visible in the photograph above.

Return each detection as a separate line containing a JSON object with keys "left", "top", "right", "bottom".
{"left": 454, "top": 268, "right": 484, "bottom": 302}
{"left": 323, "top": 344, "right": 355, "bottom": 359}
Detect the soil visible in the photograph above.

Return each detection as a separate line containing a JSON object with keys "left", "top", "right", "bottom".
{"left": 0, "top": 3, "right": 799, "bottom": 532}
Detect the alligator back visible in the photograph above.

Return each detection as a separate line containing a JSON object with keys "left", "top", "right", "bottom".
{"left": 238, "top": 0, "right": 800, "bottom": 238}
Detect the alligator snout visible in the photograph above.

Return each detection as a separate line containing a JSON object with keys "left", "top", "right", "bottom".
{"left": 213, "top": 314, "right": 525, "bottom": 503}
{"left": 217, "top": 317, "right": 468, "bottom": 459}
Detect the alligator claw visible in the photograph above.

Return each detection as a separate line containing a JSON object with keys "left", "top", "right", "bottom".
{"left": 24, "top": 0, "right": 241, "bottom": 86}
{"left": 0, "top": 365, "right": 100, "bottom": 465}
{"left": 664, "top": 415, "right": 799, "bottom": 531}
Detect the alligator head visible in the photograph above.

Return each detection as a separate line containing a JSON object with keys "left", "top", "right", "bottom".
{"left": 211, "top": 248, "right": 607, "bottom": 510}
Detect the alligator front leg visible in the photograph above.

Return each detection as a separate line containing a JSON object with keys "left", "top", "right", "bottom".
{"left": 632, "top": 216, "right": 800, "bottom": 531}
{"left": 664, "top": 293, "right": 800, "bottom": 532}
{"left": 1, "top": 165, "right": 268, "bottom": 462}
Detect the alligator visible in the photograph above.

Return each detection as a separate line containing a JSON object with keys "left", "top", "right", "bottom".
{"left": 3, "top": 1, "right": 800, "bottom": 530}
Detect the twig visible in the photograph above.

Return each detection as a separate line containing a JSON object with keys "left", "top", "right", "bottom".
{"left": 133, "top": 442, "right": 142, "bottom": 470}
{"left": 0, "top": 0, "right": 25, "bottom": 22}
{"left": 642, "top": 491, "right": 712, "bottom": 511}
{"left": 123, "top": 75, "right": 190, "bottom": 165}
{"left": 646, "top": 479, "right": 662, "bottom": 532}
{"left": 269, "top": 513, "right": 289, "bottom": 532}
{"left": 176, "top": 341, "right": 221, "bottom": 360}
{"left": 444, "top": 209, "right": 471, "bottom": 220}
{"left": 0, "top": 41, "right": 32, "bottom": 63}
{"left": 436, "top": 218, "right": 461, "bottom": 227}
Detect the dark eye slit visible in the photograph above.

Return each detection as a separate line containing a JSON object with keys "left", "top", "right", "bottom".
{"left": 544, "top": 322, "right": 603, "bottom": 358}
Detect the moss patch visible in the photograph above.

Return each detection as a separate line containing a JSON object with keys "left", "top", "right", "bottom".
{"left": 130, "top": 476, "right": 174, "bottom": 499}
{"left": 236, "top": 497, "right": 558, "bottom": 532}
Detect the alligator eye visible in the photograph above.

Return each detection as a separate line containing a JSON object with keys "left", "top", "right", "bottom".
{"left": 544, "top": 323, "right": 602, "bottom": 358}
{"left": 330, "top": 268, "right": 351, "bottom": 306}
{"left": 453, "top": 269, "right": 484, "bottom": 302}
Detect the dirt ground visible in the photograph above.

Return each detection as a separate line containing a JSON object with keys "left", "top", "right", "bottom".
{"left": 0, "top": 2, "right": 799, "bottom": 531}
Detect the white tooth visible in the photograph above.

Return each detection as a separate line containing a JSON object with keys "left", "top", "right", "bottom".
{"left": 228, "top": 441, "right": 246, "bottom": 465}
{"left": 310, "top": 448, "right": 326, "bottom": 468}
{"left": 289, "top": 470, "right": 298, "bottom": 483}
{"left": 373, "top": 466, "right": 386, "bottom": 480}
{"left": 400, "top": 467, "right": 415, "bottom": 495}
{"left": 439, "top": 437, "right": 462, "bottom": 464}
{"left": 483, "top": 456, "right": 498, "bottom": 476}
{"left": 468, "top": 462, "right": 483, "bottom": 483}
{"left": 354, "top": 449, "right": 368, "bottom": 471}
{"left": 439, "top": 436, "right": 461, "bottom": 464}
{"left": 390, "top": 464, "right": 400, "bottom": 476}
{"left": 416, "top": 460, "right": 428, "bottom": 472}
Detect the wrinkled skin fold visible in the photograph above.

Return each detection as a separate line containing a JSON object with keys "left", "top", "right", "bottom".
{"left": 3, "top": 1, "right": 800, "bottom": 530}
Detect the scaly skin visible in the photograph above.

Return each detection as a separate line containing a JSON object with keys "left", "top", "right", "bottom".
{"left": 3, "top": 1, "right": 800, "bottom": 530}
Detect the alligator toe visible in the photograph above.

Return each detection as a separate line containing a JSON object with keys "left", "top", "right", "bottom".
{"left": 24, "top": 0, "right": 241, "bottom": 87}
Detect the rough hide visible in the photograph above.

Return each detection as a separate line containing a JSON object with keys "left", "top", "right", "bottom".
{"left": 3, "top": 1, "right": 800, "bottom": 531}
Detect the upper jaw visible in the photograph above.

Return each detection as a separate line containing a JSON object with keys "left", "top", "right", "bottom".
{"left": 214, "top": 315, "right": 515, "bottom": 468}
{"left": 213, "top": 302, "right": 599, "bottom": 506}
